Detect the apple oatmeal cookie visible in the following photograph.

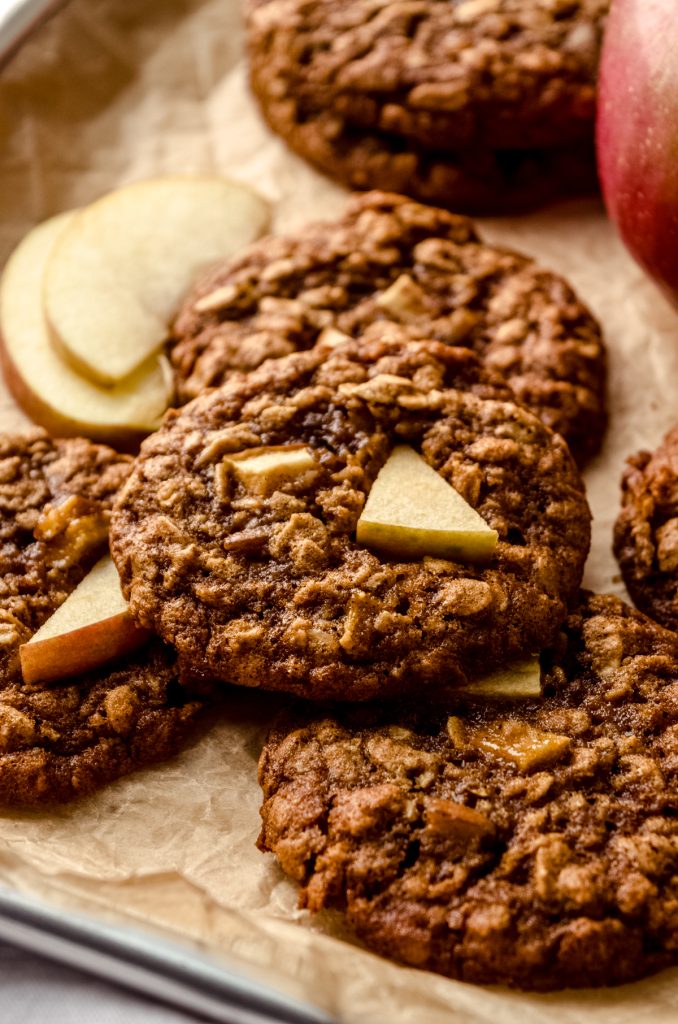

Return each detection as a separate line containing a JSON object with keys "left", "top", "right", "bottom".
{"left": 171, "top": 192, "right": 607, "bottom": 463}
{"left": 0, "top": 432, "right": 212, "bottom": 805}
{"left": 112, "top": 327, "right": 590, "bottom": 701}
{"left": 258, "top": 592, "right": 678, "bottom": 990}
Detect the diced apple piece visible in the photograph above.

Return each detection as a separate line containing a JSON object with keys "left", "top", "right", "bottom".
{"left": 356, "top": 445, "right": 498, "bottom": 561}
{"left": 447, "top": 716, "right": 571, "bottom": 772}
{"left": 459, "top": 657, "right": 542, "bottom": 699}
{"left": 44, "top": 177, "right": 270, "bottom": 385}
{"left": 224, "top": 445, "right": 317, "bottom": 496}
{"left": 20, "top": 556, "right": 149, "bottom": 686}
{"left": 0, "top": 213, "right": 172, "bottom": 447}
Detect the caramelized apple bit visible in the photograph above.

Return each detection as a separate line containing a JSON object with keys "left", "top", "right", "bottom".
{"left": 425, "top": 797, "right": 494, "bottom": 838}
{"left": 447, "top": 716, "right": 571, "bottom": 771}
{"left": 34, "top": 495, "right": 109, "bottom": 567}
{"left": 375, "top": 274, "right": 428, "bottom": 319}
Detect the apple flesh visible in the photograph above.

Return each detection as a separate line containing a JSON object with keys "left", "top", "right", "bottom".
{"left": 0, "top": 213, "right": 172, "bottom": 447}
{"left": 597, "top": 0, "right": 678, "bottom": 307}
{"left": 224, "top": 445, "right": 317, "bottom": 496}
{"left": 44, "top": 177, "right": 270, "bottom": 385}
{"left": 20, "top": 556, "right": 150, "bottom": 686}
{"left": 356, "top": 445, "right": 498, "bottom": 561}
{"left": 458, "top": 657, "right": 542, "bottom": 699}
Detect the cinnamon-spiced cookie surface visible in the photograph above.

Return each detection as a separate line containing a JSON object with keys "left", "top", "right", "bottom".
{"left": 245, "top": 1, "right": 607, "bottom": 212}
{"left": 0, "top": 432, "right": 211, "bottom": 806}
{"left": 247, "top": 0, "right": 607, "bottom": 153}
{"left": 614, "top": 425, "right": 678, "bottom": 631}
{"left": 258, "top": 592, "right": 678, "bottom": 990}
{"left": 112, "top": 329, "right": 590, "bottom": 701}
{"left": 171, "top": 192, "right": 607, "bottom": 463}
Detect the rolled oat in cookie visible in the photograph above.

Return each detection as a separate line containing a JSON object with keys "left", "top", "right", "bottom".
{"left": 172, "top": 192, "right": 607, "bottom": 463}
{"left": 245, "top": 1, "right": 606, "bottom": 213}
{"left": 258, "top": 592, "right": 678, "bottom": 990}
{"left": 247, "top": 0, "right": 607, "bottom": 153}
{"left": 0, "top": 432, "right": 211, "bottom": 806}
{"left": 614, "top": 424, "right": 678, "bottom": 631}
{"left": 112, "top": 328, "right": 590, "bottom": 702}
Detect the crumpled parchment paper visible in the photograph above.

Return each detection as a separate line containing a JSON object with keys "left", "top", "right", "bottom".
{"left": 1, "top": 1, "right": 678, "bottom": 1020}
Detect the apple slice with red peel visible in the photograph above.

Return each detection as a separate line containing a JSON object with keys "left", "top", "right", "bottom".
{"left": 44, "top": 177, "right": 270, "bottom": 385}
{"left": 356, "top": 445, "right": 498, "bottom": 561}
{"left": 20, "top": 556, "right": 150, "bottom": 686}
{"left": 0, "top": 213, "right": 172, "bottom": 447}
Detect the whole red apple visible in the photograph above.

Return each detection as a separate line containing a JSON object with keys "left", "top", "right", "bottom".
{"left": 597, "top": 0, "right": 678, "bottom": 307}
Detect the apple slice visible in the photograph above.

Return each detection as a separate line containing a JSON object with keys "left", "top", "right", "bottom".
{"left": 0, "top": 213, "right": 172, "bottom": 447}
{"left": 44, "top": 177, "right": 270, "bottom": 385}
{"left": 458, "top": 657, "right": 542, "bottom": 699}
{"left": 356, "top": 445, "right": 498, "bottom": 561}
{"left": 20, "top": 556, "right": 150, "bottom": 686}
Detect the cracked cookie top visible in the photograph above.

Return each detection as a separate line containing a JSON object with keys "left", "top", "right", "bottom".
{"left": 171, "top": 192, "right": 606, "bottom": 463}
{"left": 112, "top": 327, "right": 590, "bottom": 701}
{"left": 246, "top": 0, "right": 607, "bottom": 152}
{"left": 614, "top": 425, "right": 678, "bottom": 631}
{"left": 258, "top": 592, "right": 678, "bottom": 990}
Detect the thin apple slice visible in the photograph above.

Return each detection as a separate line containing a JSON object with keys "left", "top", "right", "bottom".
{"left": 356, "top": 445, "right": 498, "bottom": 561}
{"left": 44, "top": 177, "right": 270, "bottom": 385}
{"left": 20, "top": 556, "right": 150, "bottom": 686}
{"left": 0, "top": 213, "right": 172, "bottom": 447}
{"left": 458, "top": 657, "right": 542, "bottom": 699}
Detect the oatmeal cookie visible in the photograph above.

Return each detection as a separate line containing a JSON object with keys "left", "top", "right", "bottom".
{"left": 258, "top": 592, "right": 678, "bottom": 990}
{"left": 0, "top": 431, "right": 210, "bottom": 805}
{"left": 614, "top": 425, "right": 678, "bottom": 631}
{"left": 172, "top": 192, "right": 607, "bottom": 463}
{"left": 245, "top": 0, "right": 606, "bottom": 211}
{"left": 247, "top": 0, "right": 607, "bottom": 153}
{"left": 112, "top": 328, "right": 590, "bottom": 701}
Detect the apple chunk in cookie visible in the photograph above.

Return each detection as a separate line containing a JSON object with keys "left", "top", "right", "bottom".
{"left": 44, "top": 177, "right": 270, "bottom": 386}
{"left": 223, "top": 445, "right": 318, "bottom": 497}
{"left": 457, "top": 656, "right": 542, "bottom": 699}
{"left": 20, "top": 556, "right": 150, "bottom": 687}
{"left": 357, "top": 445, "right": 498, "bottom": 561}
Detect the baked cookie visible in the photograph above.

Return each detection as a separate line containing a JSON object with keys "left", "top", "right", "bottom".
{"left": 258, "top": 592, "right": 678, "bottom": 990}
{"left": 247, "top": 0, "right": 607, "bottom": 152}
{"left": 171, "top": 192, "right": 607, "bottom": 463}
{"left": 614, "top": 425, "right": 678, "bottom": 631}
{"left": 0, "top": 429, "right": 131, "bottom": 666}
{"left": 245, "top": 1, "right": 606, "bottom": 212}
{"left": 0, "top": 432, "right": 210, "bottom": 805}
{"left": 112, "top": 329, "right": 591, "bottom": 702}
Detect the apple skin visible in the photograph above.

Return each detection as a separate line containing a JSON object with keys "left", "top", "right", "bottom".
{"left": 597, "top": 0, "right": 678, "bottom": 307}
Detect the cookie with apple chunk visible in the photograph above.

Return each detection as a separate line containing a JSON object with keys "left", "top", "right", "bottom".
{"left": 112, "top": 326, "right": 591, "bottom": 702}
{"left": 171, "top": 192, "right": 607, "bottom": 464}
{"left": 0, "top": 431, "right": 212, "bottom": 806}
{"left": 614, "top": 424, "right": 678, "bottom": 631}
{"left": 258, "top": 592, "right": 678, "bottom": 990}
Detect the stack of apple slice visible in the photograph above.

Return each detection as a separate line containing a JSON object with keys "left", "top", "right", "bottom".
{"left": 0, "top": 177, "right": 270, "bottom": 446}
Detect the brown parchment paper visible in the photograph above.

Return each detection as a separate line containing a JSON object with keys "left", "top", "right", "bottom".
{"left": 2, "top": 1, "right": 678, "bottom": 1020}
